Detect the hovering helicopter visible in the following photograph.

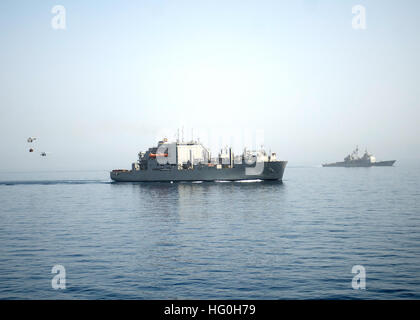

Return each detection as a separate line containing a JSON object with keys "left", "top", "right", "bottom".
{"left": 27, "top": 137, "right": 52, "bottom": 157}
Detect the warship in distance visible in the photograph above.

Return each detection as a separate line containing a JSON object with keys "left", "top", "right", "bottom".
{"left": 322, "top": 147, "right": 396, "bottom": 167}
{"left": 111, "top": 137, "right": 287, "bottom": 182}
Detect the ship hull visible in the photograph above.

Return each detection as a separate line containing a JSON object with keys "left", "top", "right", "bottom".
{"left": 372, "top": 160, "right": 396, "bottom": 167}
{"left": 322, "top": 160, "right": 396, "bottom": 167}
{"left": 111, "top": 161, "right": 287, "bottom": 182}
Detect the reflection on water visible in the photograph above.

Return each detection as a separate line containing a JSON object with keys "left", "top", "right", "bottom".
{"left": 111, "top": 180, "right": 286, "bottom": 220}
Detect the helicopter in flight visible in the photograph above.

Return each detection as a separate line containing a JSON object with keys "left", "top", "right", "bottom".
{"left": 27, "top": 137, "right": 51, "bottom": 157}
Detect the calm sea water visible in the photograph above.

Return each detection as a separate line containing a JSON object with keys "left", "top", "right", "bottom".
{"left": 0, "top": 164, "right": 419, "bottom": 299}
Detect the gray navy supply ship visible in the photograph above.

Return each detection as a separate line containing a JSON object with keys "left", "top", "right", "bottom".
{"left": 111, "top": 138, "right": 287, "bottom": 182}
{"left": 322, "top": 147, "right": 396, "bottom": 167}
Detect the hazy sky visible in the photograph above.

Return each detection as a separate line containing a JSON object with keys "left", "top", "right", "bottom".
{"left": 1, "top": 0, "right": 419, "bottom": 171}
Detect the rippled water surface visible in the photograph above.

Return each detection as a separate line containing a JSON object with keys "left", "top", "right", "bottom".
{"left": 0, "top": 165, "right": 419, "bottom": 299}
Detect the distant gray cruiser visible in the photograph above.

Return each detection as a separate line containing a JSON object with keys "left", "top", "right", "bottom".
{"left": 111, "top": 138, "right": 287, "bottom": 182}
{"left": 322, "top": 147, "right": 396, "bottom": 167}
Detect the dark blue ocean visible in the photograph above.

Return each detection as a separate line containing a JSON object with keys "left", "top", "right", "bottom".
{"left": 0, "top": 164, "right": 419, "bottom": 299}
